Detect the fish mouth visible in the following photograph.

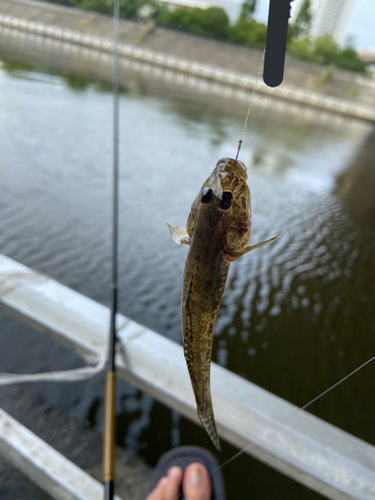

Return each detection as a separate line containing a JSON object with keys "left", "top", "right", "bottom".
{"left": 215, "top": 157, "right": 247, "bottom": 179}
{"left": 207, "top": 157, "right": 247, "bottom": 200}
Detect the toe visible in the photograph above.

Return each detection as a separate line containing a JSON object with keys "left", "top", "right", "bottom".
{"left": 163, "top": 466, "right": 184, "bottom": 499}
{"left": 146, "top": 477, "right": 168, "bottom": 500}
{"left": 183, "top": 463, "right": 211, "bottom": 500}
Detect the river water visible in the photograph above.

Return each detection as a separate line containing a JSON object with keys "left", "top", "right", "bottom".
{"left": 1, "top": 61, "right": 375, "bottom": 499}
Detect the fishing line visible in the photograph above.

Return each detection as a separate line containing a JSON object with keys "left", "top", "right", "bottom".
{"left": 214, "top": 353, "right": 375, "bottom": 473}
{"left": 235, "top": 48, "right": 266, "bottom": 161}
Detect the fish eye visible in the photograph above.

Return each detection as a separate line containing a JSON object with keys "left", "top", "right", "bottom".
{"left": 220, "top": 191, "right": 233, "bottom": 211}
{"left": 201, "top": 187, "right": 213, "bottom": 204}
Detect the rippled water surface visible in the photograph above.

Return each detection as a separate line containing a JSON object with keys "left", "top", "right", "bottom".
{"left": 1, "top": 63, "right": 375, "bottom": 499}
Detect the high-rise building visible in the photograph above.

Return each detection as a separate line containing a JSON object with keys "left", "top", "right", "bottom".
{"left": 291, "top": 0, "right": 355, "bottom": 43}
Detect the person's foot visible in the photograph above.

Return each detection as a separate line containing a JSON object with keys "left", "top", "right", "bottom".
{"left": 146, "top": 462, "right": 212, "bottom": 500}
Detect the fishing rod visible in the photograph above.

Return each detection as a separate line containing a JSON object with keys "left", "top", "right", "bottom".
{"left": 103, "top": 0, "right": 120, "bottom": 498}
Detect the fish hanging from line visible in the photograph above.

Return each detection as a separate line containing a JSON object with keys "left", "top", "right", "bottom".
{"left": 168, "top": 158, "right": 280, "bottom": 450}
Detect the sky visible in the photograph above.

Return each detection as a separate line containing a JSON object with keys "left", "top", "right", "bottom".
{"left": 253, "top": 0, "right": 375, "bottom": 49}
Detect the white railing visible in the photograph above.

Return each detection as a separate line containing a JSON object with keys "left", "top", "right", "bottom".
{"left": 1, "top": 254, "right": 375, "bottom": 499}
{"left": 0, "top": 408, "right": 123, "bottom": 500}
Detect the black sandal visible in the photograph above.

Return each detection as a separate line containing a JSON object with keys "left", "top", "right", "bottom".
{"left": 146, "top": 445, "right": 225, "bottom": 499}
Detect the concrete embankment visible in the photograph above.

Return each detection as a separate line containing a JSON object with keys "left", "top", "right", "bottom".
{"left": 0, "top": 0, "right": 375, "bottom": 120}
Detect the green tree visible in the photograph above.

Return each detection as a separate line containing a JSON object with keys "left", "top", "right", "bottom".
{"left": 287, "top": 34, "right": 367, "bottom": 74}
{"left": 239, "top": 0, "right": 257, "bottom": 21}
{"left": 312, "top": 34, "right": 340, "bottom": 65}
{"left": 158, "top": 7, "right": 229, "bottom": 40}
{"left": 338, "top": 39, "right": 367, "bottom": 73}
{"left": 292, "top": 0, "right": 312, "bottom": 38}
{"left": 287, "top": 37, "right": 312, "bottom": 60}
{"left": 228, "top": 18, "right": 267, "bottom": 49}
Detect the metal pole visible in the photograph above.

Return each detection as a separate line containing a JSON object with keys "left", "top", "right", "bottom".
{"left": 103, "top": 1, "right": 120, "bottom": 498}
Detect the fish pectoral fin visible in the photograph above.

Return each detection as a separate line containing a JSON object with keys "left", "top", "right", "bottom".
{"left": 245, "top": 234, "right": 280, "bottom": 252}
{"left": 167, "top": 223, "right": 191, "bottom": 245}
{"left": 223, "top": 234, "right": 280, "bottom": 262}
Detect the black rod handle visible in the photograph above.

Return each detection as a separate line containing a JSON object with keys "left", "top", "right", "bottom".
{"left": 263, "top": 0, "right": 291, "bottom": 87}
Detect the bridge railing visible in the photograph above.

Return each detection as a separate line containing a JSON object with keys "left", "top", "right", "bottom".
{"left": 1, "top": 253, "right": 375, "bottom": 500}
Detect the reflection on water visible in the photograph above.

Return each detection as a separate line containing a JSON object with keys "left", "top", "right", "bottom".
{"left": 1, "top": 63, "right": 375, "bottom": 499}
{"left": 335, "top": 128, "right": 375, "bottom": 228}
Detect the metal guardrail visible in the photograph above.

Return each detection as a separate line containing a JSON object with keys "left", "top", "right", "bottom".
{"left": 1, "top": 254, "right": 375, "bottom": 499}
{"left": 0, "top": 14, "right": 374, "bottom": 123}
{"left": 0, "top": 408, "right": 123, "bottom": 500}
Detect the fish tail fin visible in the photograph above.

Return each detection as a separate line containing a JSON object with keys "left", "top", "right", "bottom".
{"left": 198, "top": 404, "right": 221, "bottom": 451}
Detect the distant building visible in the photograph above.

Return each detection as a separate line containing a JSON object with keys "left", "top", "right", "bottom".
{"left": 291, "top": 0, "right": 355, "bottom": 43}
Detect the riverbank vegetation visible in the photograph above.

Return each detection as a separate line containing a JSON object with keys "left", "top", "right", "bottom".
{"left": 40, "top": 0, "right": 367, "bottom": 74}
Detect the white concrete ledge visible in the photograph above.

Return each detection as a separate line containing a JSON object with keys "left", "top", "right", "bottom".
{"left": 1, "top": 254, "right": 375, "bottom": 499}
{"left": 0, "top": 409, "right": 123, "bottom": 500}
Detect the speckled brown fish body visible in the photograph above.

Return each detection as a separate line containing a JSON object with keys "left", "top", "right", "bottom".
{"left": 168, "top": 158, "right": 279, "bottom": 450}
{"left": 182, "top": 204, "right": 229, "bottom": 450}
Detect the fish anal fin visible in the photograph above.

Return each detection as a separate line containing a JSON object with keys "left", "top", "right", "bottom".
{"left": 167, "top": 223, "right": 191, "bottom": 245}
